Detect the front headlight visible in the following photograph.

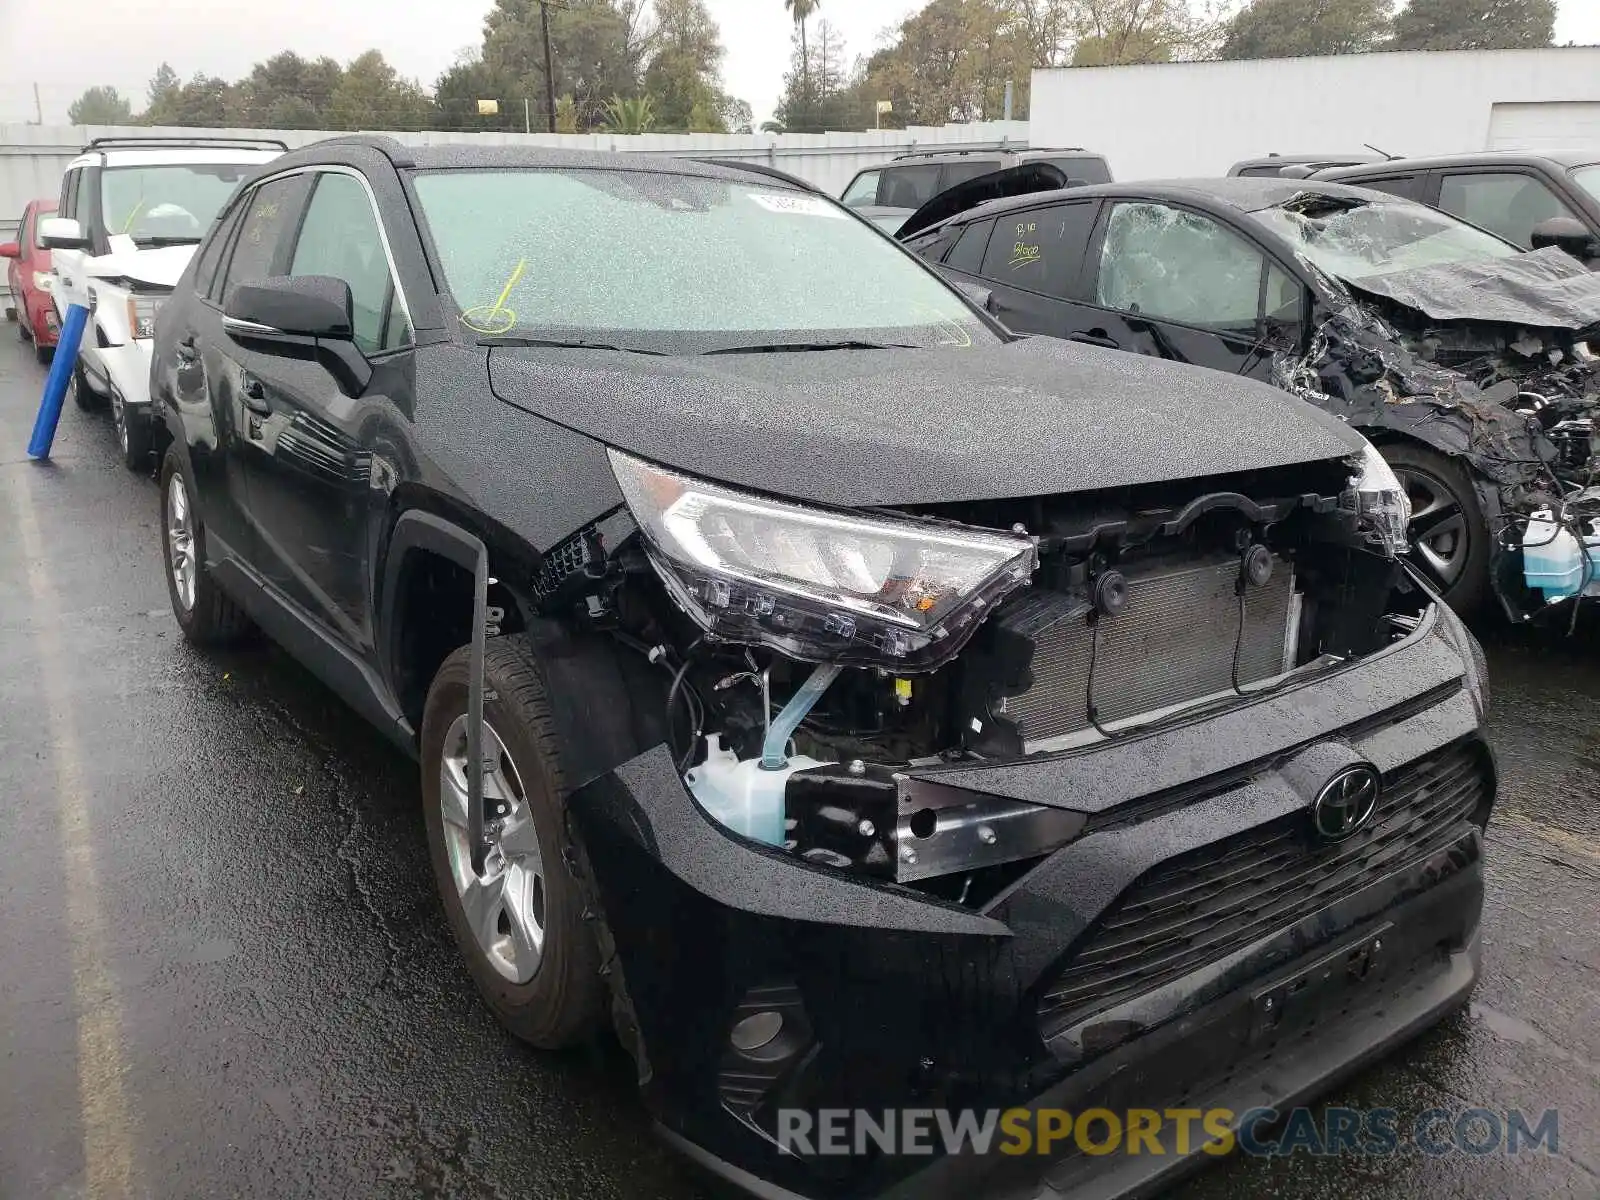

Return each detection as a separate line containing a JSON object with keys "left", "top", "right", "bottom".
{"left": 1345, "top": 442, "right": 1411, "bottom": 557}
{"left": 127, "top": 294, "right": 165, "bottom": 340}
{"left": 33, "top": 271, "right": 52, "bottom": 292}
{"left": 609, "top": 450, "right": 1037, "bottom": 670}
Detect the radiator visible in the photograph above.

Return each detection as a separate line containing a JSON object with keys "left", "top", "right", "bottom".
{"left": 1000, "top": 555, "right": 1296, "bottom": 747}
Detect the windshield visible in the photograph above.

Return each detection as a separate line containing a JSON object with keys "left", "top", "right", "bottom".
{"left": 1252, "top": 195, "right": 1520, "bottom": 281}
{"left": 411, "top": 168, "right": 992, "bottom": 354}
{"left": 100, "top": 164, "right": 253, "bottom": 244}
{"left": 1573, "top": 165, "right": 1600, "bottom": 207}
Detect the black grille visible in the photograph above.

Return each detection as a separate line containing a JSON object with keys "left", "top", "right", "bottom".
{"left": 1004, "top": 556, "right": 1294, "bottom": 744}
{"left": 1038, "top": 740, "right": 1489, "bottom": 1038}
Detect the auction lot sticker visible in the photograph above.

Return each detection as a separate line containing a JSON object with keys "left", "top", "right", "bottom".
{"left": 747, "top": 192, "right": 847, "bottom": 218}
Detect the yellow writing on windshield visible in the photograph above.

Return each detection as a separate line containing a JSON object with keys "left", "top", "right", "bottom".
{"left": 461, "top": 258, "right": 528, "bottom": 336}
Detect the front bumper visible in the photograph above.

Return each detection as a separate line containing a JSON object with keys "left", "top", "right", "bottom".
{"left": 567, "top": 605, "right": 1492, "bottom": 1200}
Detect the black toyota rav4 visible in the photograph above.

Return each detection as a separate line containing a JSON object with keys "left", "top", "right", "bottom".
{"left": 150, "top": 136, "right": 1494, "bottom": 1200}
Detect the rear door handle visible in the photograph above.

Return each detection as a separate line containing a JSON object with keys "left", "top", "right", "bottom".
{"left": 1070, "top": 330, "right": 1120, "bottom": 350}
{"left": 241, "top": 376, "right": 271, "bottom": 416}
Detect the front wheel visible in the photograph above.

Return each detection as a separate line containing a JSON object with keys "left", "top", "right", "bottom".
{"left": 1384, "top": 442, "right": 1490, "bottom": 616}
{"left": 421, "top": 638, "right": 604, "bottom": 1048}
{"left": 114, "top": 395, "right": 154, "bottom": 472}
{"left": 70, "top": 363, "right": 103, "bottom": 411}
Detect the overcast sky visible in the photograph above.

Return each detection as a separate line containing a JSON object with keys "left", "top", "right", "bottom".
{"left": 1, "top": 0, "right": 1598, "bottom": 126}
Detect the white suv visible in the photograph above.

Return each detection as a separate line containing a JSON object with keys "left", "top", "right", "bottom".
{"left": 40, "top": 137, "right": 284, "bottom": 468}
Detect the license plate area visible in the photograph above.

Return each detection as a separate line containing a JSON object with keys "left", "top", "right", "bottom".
{"left": 1250, "top": 922, "right": 1392, "bottom": 1042}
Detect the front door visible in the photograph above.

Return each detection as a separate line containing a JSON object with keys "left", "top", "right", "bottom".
{"left": 969, "top": 198, "right": 1100, "bottom": 336}
{"left": 230, "top": 169, "right": 413, "bottom": 657}
{"left": 1067, "top": 200, "right": 1301, "bottom": 382}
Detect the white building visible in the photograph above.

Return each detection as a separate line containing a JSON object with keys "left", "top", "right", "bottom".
{"left": 1030, "top": 47, "right": 1600, "bottom": 181}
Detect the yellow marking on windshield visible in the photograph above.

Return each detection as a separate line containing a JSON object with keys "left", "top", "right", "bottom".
{"left": 461, "top": 257, "right": 528, "bottom": 335}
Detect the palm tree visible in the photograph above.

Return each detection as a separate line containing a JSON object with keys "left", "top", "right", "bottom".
{"left": 785, "top": 0, "right": 820, "bottom": 102}
{"left": 603, "top": 94, "right": 656, "bottom": 135}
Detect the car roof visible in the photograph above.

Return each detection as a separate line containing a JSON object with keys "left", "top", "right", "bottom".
{"left": 277, "top": 135, "right": 817, "bottom": 190}
{"left": 1231, "top": 153, "right": 1382, "bottom": 169}
{"left": 930, "top": 176, "right": 1387, "bottom": 227}
{"left": 1319, "top": 149, "right": 1600, "bottom": 176}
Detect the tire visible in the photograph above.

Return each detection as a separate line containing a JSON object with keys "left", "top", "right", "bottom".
{"left": 421, "top": 636, "right": 605, "bottom": 1049}
{"left": 35, "top": 342, "right": 52, "bottom": 365}
{"left": 115, "top": 395, "right": 154, "bottom": 472}
{"left": 1383, "top": 442, "right": 1491, "bottom": 616}
{"left": 18, "top": 315, "right": 30, "bottom": 342}
{"left": 159, "top": 448, "right": 252, "bottom": 646}
{"left": 70, "top": 363, "right": 104, "bottom": 411}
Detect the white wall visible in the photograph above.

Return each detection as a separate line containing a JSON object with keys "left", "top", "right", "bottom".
{"left": 0, "top": 119, "right": 1031, "bottom": 240}
{"left": 1030, "top": 48, "right": 1600, "bottom": 181}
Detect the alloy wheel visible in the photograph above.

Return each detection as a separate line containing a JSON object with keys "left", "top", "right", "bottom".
{"left": 166, "top": 473, "right": 198, "bottom": 613}
{"left": 112, "top": 392, "right": 128, "bottom": 454}
{"left": 439, "top": 717, "right": 547, "bottom": 984}
{"left": 1395, "top": 465, "right": 1469, "bottom": 592}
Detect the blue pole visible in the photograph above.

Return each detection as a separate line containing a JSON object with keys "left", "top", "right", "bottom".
{"left": 27, "top": 302, "right": 90, "bottom": 460}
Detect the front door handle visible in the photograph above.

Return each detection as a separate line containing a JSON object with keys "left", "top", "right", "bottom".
{"left": 1070, "top": 329, "right": 1120, "bottom": 350}
{"left": 240, "top": 376, "right": 271, "bottom": 416}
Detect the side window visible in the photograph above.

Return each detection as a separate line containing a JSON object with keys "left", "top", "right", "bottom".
{"left": 1096, "top": 202, "right": 1266, "bottom": 331}
{"left": 943, "top": 219, "right": 996, "bottom": 275}
{"left": 1437, "top": 172, "right": 1577, "bottom": 248}
{"left": 194, "top": 199, "right": 247, "bottom": 303}
{"left": 1344, "top": 173, "right": 1422, "bottom": 201}
{"left": 289, "top": 172, "right": 409, "bottom": 355}
{"left": 1264, "top": 262, "right": 1303, "bottom": 325}
{"left": 939, "top": 160, "right": 1003, "bottom": 191}
{"left": 20, "top": 208, "right": 33, "bottom": 250}
{"left": 980, "top": 202, "right": 1098, "bottom": 297}
{"left": 1039, "top": 156, "right": 1112, "bottom": 184}
{"left": 59, "top": 169, "right": 81, "bottom": 222}
{"left": 220, "top": 175, "right": 312, "bottom": 301}
{"left": 841, "top": 170, "right": 881, "bottom": 208}
{"left": 878, "top": 165, "right": 944, "bottom": 210}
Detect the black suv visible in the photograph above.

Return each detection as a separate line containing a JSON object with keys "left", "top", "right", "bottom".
{"left": 902, "top": 174, "right": 1600, "bottom": 618}
{"left": 1316, "top": 150, "right": 1600, "bottom": 261}
{"left": 841, "top": 146, "right": 1112, "bottom": 211}
{"left": 151, "top": 136, "right": 1492, "bottom": 1200}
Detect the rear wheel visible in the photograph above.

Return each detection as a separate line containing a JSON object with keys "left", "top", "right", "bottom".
{"left": 159, "top": 449, "right": 252, "bottom": 645}
{"left": 1383, "top": 442, "right": 1490, "bottom": 615}
{"left": 421, "top": 638, "right": 604, "bottom": 1048}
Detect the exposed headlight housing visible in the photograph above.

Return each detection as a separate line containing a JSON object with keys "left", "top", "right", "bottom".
{"left": 609, "top": 450, "right": 1037, "bottom": 670}
{"left": 1344, "top": 442, "right": 1411, "bottom": 557}
{"left": 126, "top": 294, "right": 165, "bottom": 340}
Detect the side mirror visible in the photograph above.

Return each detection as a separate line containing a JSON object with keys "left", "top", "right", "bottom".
{"left": 1529, "top": 216, "right": 1599, "bottom": 261}
{"left": 950, "top": 279, "right": 995, "bottom": 312}
{"left": 38, "top": 216, "right": 90, "bottom": 251}
{"left": 225, "top": 274, "right": 354, "bottom": 339}
{"left": 0, "top": 241, "right": 18, "bottom": 259}
{"left": 224, "top": 275, "right": 371, "bottom": 395}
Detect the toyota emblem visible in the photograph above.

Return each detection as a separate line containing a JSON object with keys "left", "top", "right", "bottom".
{"left": 1312, "top": 765, "right": 1380, "bottom": 842}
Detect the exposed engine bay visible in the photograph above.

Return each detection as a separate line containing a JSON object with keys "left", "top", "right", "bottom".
{"left": 545, "top": 452, "right": 1431, "bottom": 906}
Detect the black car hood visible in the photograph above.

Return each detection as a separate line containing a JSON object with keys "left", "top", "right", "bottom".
{"left": 487, "top": 336, "right": 1365, "bottom": 508}
{"left": 1344, "top": 247, "right": 1600, "bottom": 332}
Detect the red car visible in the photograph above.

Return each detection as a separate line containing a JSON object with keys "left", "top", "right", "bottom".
{"left": 3, "top": 199, "right": 58, "bottom": 361}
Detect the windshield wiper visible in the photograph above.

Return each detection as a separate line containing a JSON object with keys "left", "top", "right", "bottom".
{"left": 703, "top": 339, "right": 919, "bottom": 355}
{"left": 476, "top": 336, "right": 668, "bottom": 356}
{"left": 132, "top": 235, "right": 203, "bottom": 246}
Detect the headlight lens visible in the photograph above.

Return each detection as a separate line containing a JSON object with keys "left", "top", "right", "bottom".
{"left": 33, "top": 271, "right": 52, "bottom": 292}
{"left": 1345, "top": 442, "right": 1411, "bottom": 557}
{"left": 127, "top": 294, "right": 165, "bottom": 340}
{"left": 609, "top": 450, "right": 1037, "bottom": 669}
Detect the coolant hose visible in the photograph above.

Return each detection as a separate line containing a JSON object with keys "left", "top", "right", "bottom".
{"left": 760, "top": 664, "right": 841, "bottom": 770}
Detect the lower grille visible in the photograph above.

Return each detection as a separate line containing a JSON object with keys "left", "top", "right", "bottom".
{"left": 1038, "top": 740, "right": 1490, "bottom": 1040}
{"left": 1003, "top": 555, "right": 1294, "bottom": 744}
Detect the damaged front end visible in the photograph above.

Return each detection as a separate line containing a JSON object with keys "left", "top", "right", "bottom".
{"left": 531, "top": 440, "right": 1490, "bottom": 1198}
{"left": 1264, "top": 197, "right": 1600, "bottom": 622}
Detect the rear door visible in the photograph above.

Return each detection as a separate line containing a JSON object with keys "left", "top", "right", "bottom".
{"left": 230, "top": 167, "right": 412, "bottom": 655}
{"left": 969, "top": 199, "right": 1100, "bottom": 334}
{"left": 1071, "top": 199, "right": 1301, "bottom": 380}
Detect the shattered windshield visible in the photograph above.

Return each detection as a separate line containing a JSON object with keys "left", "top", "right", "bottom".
{"left": 100, "top": 164, "right": 253, "bottom": 245}
{"left": 1573, "top": 165, "right": 1600, "bottom": 206}
{"left": 412, "top": 168, "right": 992, "bottom": 353}
{"left": 1252, "top": 194, "right": 1519, "bottom": 282}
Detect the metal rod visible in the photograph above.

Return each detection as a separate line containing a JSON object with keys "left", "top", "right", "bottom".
{"left": 467, "top": 543, "right": 490, "bottom": 874}
{"left": 540, "top": 1, "right": 558, "bottom": 135}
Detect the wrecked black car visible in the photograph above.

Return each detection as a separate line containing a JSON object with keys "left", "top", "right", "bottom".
{"left": 903, "top": 175, "right": 1600, "bottom": 618}
{"left": 151, "top": 139, "right": 1494, "bottom": 1200}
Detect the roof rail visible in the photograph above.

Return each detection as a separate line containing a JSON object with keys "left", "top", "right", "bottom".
{"left": 1025, "top": 146, "right": 1089, "bottom": 153}
{"left": 84, "top": 135, "right": 289, "bottom": 153}
{"left": 691, "top": 158, "right": 820, "bottom": 193}
{"left": 891, "top": 147, "right": 1006, "bottom": 162}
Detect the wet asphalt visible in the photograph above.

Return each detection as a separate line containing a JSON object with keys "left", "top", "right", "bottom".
{"left": 0, "top": 332, "right": 1596, "bottom": 1200}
